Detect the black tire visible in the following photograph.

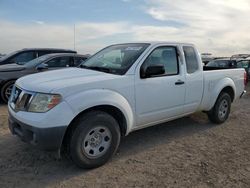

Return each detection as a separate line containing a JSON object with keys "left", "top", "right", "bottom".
{"left": 0, "top": 80, "right": 15, "bottom": 104}
{"left": 207, "top": 92, "right": 231, "bottom": 124}
{"left": 69, "top": 111, "right": 121, "bottom": 169}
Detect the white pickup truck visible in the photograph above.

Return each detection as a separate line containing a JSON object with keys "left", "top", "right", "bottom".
{"left": 8, "top": 42, "right": 246, "bottom": 168}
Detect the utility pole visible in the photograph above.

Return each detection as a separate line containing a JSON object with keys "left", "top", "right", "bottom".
{"left": 74, "top": 24, "right": 76, "bottom": 50}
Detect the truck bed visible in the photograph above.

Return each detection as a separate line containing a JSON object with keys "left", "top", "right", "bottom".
{"left": 200, "top": 68, "right": 245, "bottom": 111}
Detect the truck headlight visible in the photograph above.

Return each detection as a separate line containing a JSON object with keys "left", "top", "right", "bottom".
{"left": 28, "top": 93, "right": 62, "bottom": 113}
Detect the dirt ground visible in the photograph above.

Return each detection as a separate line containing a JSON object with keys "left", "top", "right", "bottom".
{"left": 0, "top": 86, "right": 249, "bottom": 188}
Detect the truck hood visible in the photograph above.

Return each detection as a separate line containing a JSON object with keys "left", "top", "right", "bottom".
{"left": 16, "top": 68, "right": 119, "bottom": 93}
{"left": 0, "top": 64, "right": 26, "bottom": 72}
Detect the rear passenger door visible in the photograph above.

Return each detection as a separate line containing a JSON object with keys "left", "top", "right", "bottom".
{"left": 182, "top": 46, "right": 203, "bottom": 113}
{"left": 135, "top": 45, "right": 186, "bottom": 126}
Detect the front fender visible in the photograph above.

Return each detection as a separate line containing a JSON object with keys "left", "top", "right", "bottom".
{"left": 64, "top": 89, "right": 135, "bottom": 135}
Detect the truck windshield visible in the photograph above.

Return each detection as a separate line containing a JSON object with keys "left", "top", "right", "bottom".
{"left": 80, "top": 43, "right": 150, "bottom": 75}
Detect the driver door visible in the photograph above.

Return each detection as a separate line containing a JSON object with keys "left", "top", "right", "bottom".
{"left": 135, "top": 46, "right": 186, "bottom": 127}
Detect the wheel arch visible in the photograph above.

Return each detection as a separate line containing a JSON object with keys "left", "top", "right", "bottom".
{"left": 220, "top": 86, "right": 235, "bottom": 102}
{"left": 61, "top": 104, "right": 128, "bottom": 152}
{"left": 206, "top": 78, "right": 236, "bottom": 111}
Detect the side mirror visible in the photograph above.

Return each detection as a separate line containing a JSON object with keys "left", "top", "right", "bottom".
{"left": 141, "top": 64, "right": 165, "bottom": 78}
{"left": 36, "top": 63, "right": 48, "bottom": 71}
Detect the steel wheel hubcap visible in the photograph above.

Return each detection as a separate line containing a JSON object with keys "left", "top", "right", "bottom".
{"left": 82, "top": 126, "right": 112, "bottom": 158}
{"left": 218, "top": 99, "right": 228, "bottom": 119}
{"left": 5, "top": 84, "right": 14, "bottom": 100}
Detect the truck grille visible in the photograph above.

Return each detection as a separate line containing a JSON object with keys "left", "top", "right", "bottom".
{"left": 10, "top": 85, "right": 34, "bottom": 111}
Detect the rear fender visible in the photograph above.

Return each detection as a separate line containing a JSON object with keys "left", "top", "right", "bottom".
{"left": 207, "top": 78, "right": 235, "bottom": 110}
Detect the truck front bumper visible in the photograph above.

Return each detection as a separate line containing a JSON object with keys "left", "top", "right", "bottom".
{"left": 8, "top": 113, "right": 67, "bottom": 151}
{"left": 7, "top": 100, "right": 75, "bottom": 151}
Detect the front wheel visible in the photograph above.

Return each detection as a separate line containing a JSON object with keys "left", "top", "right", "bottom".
{"left": 69, "top": 111, "right": 121, "bottom": 169}
{"left": 207, "top": 92, "right": 231, "bottom": 124}
{"left": 0, "top": 80, "right": 15, "bottom": 103}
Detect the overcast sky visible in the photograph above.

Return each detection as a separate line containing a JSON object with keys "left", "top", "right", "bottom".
{"left": 0, "top": 0, "right": 250, "bottom": 56}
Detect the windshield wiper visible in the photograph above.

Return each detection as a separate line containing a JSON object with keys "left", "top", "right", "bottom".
{"left": 79, "top": 64, "right": 89, "bottom": 69}
{"left": 80, "top": 64, "right": 111, "bottom": 73}
{"left": 89, "top": 66, "right": 111, "bottom": 73}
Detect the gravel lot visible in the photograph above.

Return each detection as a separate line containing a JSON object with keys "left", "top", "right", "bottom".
{"left": 0, "top": 86, "right": 249, "bottom": 188}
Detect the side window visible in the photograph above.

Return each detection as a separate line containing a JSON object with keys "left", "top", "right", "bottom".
{"left": 45, "top": 57, "right": 71, "bottom": 67}
{"left": 74, "top": 57, "right": 87, "bottom": 66}
{"left": 12, "top": 51, "right": 35, "bottom": 64}
{"left": 142, "top": 46, "right": 179, "bottom": 76}
{"left": 218, "top": 61, "right": 228, "bottom": 68}
{"left": 68, "top": 57, "right": 75, "bottom": 67}
{"left": 183, "top": 46, "right": 199, "bottom": 74}
{"left": 38, "top": 51, "right": 50, "bottom": 57}
{"left": 237, "top": 61, "right": 249, "bottom": 69}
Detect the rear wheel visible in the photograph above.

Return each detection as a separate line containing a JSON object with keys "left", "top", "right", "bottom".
{"left": 0, "top": 80, "right": 15, "bottom": 103}
{"left": 69, "top": 111, "right": 121, "bottom": 169}
{"left": 207, "top": 92, "right": 231, "bottom": 124}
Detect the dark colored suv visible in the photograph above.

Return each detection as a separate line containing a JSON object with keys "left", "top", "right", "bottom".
{"left": 206, "top": 58, "right": 250, "bottom": 82}
{"left": 0, "top": 48, "right": 77, "bottom": 65}
{"left": 206, "top": 59, "right": 237, "bottom": 68}
{"left": 236, "top": 60, "right": 250, "bottom": 80}
{"left": 0, "top": 53, "right": 89, "bottom": 103}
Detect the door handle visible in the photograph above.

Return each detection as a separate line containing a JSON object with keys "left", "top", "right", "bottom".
{"left": 175, "top": 80, "right": 185, "bottom": 85}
